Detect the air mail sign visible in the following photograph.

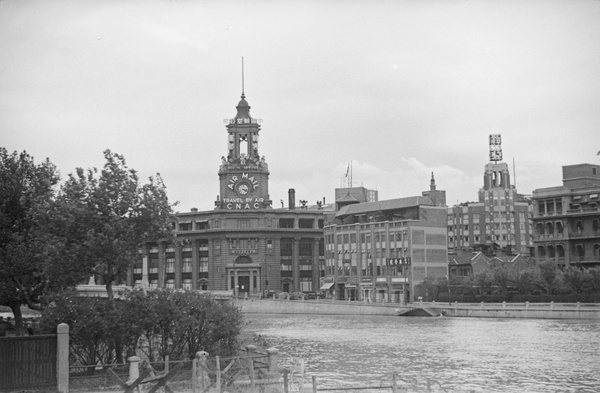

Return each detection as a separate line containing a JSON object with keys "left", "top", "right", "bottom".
{"left": 386, "top": 257, "right": 412, "bottom": 266}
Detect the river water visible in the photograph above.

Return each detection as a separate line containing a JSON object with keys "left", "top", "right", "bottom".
{"left": 243, "top": 313, "right": 600, "bottom": 392}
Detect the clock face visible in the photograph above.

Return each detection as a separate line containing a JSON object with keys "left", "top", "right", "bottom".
{"left": 237, "top": 183, "right": 250, "bottom": 195}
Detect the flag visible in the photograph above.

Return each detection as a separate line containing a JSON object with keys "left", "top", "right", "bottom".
{"left": 345, "top": 163, "right": 349, "bottom": 177}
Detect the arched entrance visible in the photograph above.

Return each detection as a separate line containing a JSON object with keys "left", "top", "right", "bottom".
{"left": 228, "top": 255, "right": 261, "bottom": 297}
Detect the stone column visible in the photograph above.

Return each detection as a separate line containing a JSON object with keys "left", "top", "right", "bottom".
{"left": 173, "top": 243, "right": 182, "bottom": 288}
{"left": 141, "top": 243, "right": 149, "bottom": 288}
{"left": 56, "top": 323, "right": 69, "bottom": 393}
{"left": 234, "top": 270, "right": 239, "bottom": 297}
{"left": 293, "top": 237, "right": 300, "bottom": 292}
{"left": 192, "top": 240, "right": 199, "bottom": 290}
{"left": 158, "top": 241, "right": 166, "bottom": 288}
{"left": 313, "top": 237, "right": 320, "bottom": 294}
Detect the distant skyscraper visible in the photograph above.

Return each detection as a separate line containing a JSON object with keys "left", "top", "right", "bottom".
{"left": 448, "top": 136, "right": 533, "bottom": 257}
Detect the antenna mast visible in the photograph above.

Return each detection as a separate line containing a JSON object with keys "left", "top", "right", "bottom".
{"left": 241, "top": 57, "right": 245, "bottom": 95}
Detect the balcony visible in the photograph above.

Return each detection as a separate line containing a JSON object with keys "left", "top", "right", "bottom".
{"left": 568, "top": 230, "right": 600, "bottom": 239}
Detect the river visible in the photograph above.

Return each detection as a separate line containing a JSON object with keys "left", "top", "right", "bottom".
{"left": 243, "top": 313, "right": 600, "bottom": 392}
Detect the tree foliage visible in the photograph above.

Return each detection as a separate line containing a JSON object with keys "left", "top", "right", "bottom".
{"left": 40, "top": 288, "right": 244, "bottom": 367}
{"left": 427, "top": 262, "right": 600, "bottom": 303}
{"left": 58, "top": 150, "right": 175, "bottom": 301}
{"left": 0, "top": 148, "right": 87, "bottom": 334}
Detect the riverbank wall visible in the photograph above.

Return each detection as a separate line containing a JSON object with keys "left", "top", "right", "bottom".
{"left": 235, "top": 299, "right": 600, "bottom": 320}
{"left": 235, "top": 298, "right": 399, "bottom": 316}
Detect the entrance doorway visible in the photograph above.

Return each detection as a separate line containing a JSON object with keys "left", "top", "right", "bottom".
{"left": 238, "top": 275, "right": 250, "bottom": 295}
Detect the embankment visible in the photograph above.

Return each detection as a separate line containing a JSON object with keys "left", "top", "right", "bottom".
{"left": 235, "top": 298, "right": 398, "bottom": 316}
{"left": 235, "top": 299, "right": 600, "bottom": 320}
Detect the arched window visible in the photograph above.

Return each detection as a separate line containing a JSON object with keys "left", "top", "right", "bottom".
{"left": 557, "top": 245, "right": 565, "bottom": 258}
{"left": 546, "top": 222, "right": 554, "bottom": 235}
{"left": 556, "top": 221, "right": 564, "bottom": 234}
{"left": 594, "top": 244, "right": 600, "bottom": 260}
{"left": 576, "top": 221, "right": 584, "bottom": 233}
{"left": 593, "top": 220, "right": 599, "bottom": 233}
{"left": 576, "top": 244, "right": 585, "bottom": 260}
{"left": 548, "top": 245, "right": 555, "bottom": 258}
{"left": 538, "top": 246, "right": 546, "bottom": 258}
{"left": 537, "top": 223, "right": 545, "bottom": 235}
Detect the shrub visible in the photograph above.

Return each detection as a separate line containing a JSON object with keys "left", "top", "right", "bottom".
{"left": 40, "top": 288, "right": 243, "bottom": 368}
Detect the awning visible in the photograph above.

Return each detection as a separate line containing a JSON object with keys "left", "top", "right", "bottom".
{"left": 320, "top": 282, "right": 334, "bottom": 290}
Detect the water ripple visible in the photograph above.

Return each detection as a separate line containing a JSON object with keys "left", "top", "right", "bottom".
{"left": 244, "top": 314, "right": 600, "bottom": 392}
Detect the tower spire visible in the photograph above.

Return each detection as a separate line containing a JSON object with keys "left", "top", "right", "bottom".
{"left": 241, "top": 56, "right": 245, "bottom": 98}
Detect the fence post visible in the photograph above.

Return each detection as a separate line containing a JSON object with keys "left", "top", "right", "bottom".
{"left": 312, "top": 375, "right": 317, "bottom": 393}
{"left": 283, "top": 369, "right": 289, "bottom": 393}
{"left": 391, "top": 373, "right": 397, "bottom": 393}
{"left": 577, "top": 302, "right": 581, "bottom": 310}
{"left": 480, "top": 302, "right": 484, "bottom": 309}
{"left": 194, "top": 351, "right": 209, "bottom": 393}
{"left": 216, "top": 355, "right": 221, "bottom": 392}
{"left": 526, "top": 301, "right": 529, "bottom": 309}
{"left": 126, "top": 356, "right": 141, "bottom": 384}
{"left": 56, "top": 323, "right": 69, "bottom": 393}
{"left": 551, "top": 301, "right": 555, "bottom": 310}
{"left": 502, "top": 301, "right": 506, "bottom": 310}
{"left": 266, "top": 347, "right": 280, "bottom": 373}
{"left": 249, "top": 358, "right": 255, "bottom": 393}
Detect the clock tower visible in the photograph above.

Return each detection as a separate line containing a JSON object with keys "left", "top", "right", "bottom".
{"left": 215, "top": 92, "right": 272, "bottom": 210}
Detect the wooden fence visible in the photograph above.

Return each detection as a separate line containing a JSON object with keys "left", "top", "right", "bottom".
{"left": 0, "top": 334, "right": 57, "bottom": 391}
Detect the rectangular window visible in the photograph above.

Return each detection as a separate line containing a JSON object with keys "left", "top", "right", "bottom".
{"left": 279, "top": 218, "right": 294, "bottom": 228}
{"left": 238, "top": 219, "right": 250, "bottom": 228}
{"left": 199, "top": 257, "right": 208, "bottom": 273}
{"left": 280, "top": 263, "right": 293, "bottom": 271}
{"left": 182, "top": 257, "right": 192, "bottom": 273}
{"left": 300, "top": 278, "right": 312, "bottom": 292}
{"left": 182, "top": 278, "right": 192, "bottom": 290}
{"left": 299, "top": 219, "right": 314, "bottom": 228}
{"left": 165, "top": 258, "right": 175, "bottom": 273}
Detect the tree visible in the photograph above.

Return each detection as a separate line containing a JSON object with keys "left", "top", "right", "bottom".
{"left": 58, "top": 150, "right": 174, "bottom": 362}
{"left": 59, "top": 150, "right": 175, "bottom": 302}
{"left": 0, "top": 149, "right": 61, "bottom": 334}
{"left": 537, "top": 260, "right": 558, "bottom": 295}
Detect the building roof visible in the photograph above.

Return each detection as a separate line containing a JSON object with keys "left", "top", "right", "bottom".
{"left": 335, "top": 196, "right": 434, "bottom": 218}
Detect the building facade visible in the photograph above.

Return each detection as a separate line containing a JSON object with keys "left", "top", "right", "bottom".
{"left": 128, "top": 92, "right": 329, "bottom": 296}
{"left": 532, "top": 163, "right": 600, "bottom": 267}
{"left": 448, "top": 138, "right": 533, "bottom": 257}
{"left": 323, "top": 189, "right": 448, "bottom": 303}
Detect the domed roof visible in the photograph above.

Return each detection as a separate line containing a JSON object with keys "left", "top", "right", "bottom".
{"left": 235, "top": 93, "right": 251, "bottom": 119}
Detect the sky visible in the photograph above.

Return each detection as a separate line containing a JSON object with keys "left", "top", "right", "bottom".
{"left": 1, "top": 0, "right": 599, "bottom": 213}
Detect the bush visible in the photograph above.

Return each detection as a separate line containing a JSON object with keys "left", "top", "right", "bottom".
{"left": 40, "top": 288, "right": 243, "bottom": 368}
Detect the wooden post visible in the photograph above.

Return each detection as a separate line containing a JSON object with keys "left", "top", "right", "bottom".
{"left": 56, "top": 323, "right": 69, "bottom": 393}
{"left": 165, "top": 355, "right": 169, "bottom": 372}
{"left": 249, "top": 358, "right": 255, "bottom": 393}
{"left": 391, "top": 373, "right": 397, "bottom": 393}
{"left": 283, "top": 369, "right": 289, "bottom": 393}
{"left": 216, "top": 355, "right": 221, "bottom": 392}
{"left": 192, "top": 357, "right": 197, "bottom": 393}
{"left": 312, "top": 375, "right": 317, "bottom": 393}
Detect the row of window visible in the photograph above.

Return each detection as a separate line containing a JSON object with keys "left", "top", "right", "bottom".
{"left": 537, "top": 244, "right": 600, "bottom": 260}
{"left": 536, "top": 219, "right": 600, "bottom": 235}
{"left": 177, "top": 218, "right": 325, "bottom": 231}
